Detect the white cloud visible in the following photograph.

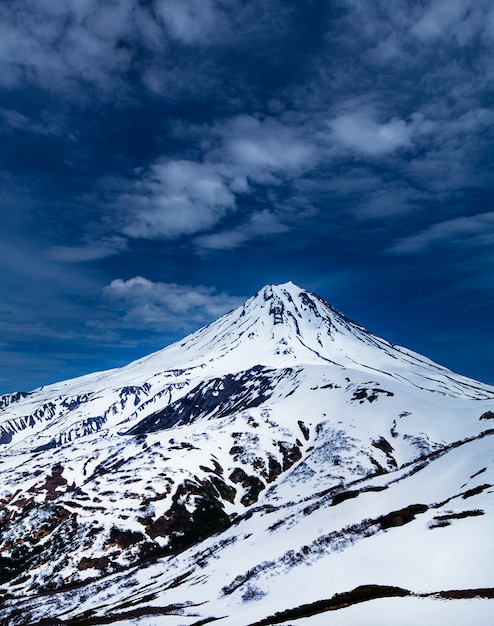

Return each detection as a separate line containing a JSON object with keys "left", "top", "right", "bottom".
{"left": 452, "top": 107, "right": 494, "bottom": 133}
{"left": 411, "top": 0, "right": 472, "bottom": 42}
{"left": 115, "top": 115, "right": 316, "bottom": 244}
{"left": 0, "top": 109, "right": 60, "bottom": 136}
{"left": 390, "top": 212, "right": 494, "bottom": 254}
{"left": 121, "top": 160, "right": 237, "bottom": 239}
{"left": 0, "top": 0, "right": 135, "bottom": 95}
{"left": 104, "top": 277, "right": 242, "bottom": 329}
{"left": 354, "top": 186, "right": 424, "bottom": 219}
{"left": 341, "top": 0, "right": 488, "bottom": 49}
{"left": 328, "top": 109, "right": 416, "bottom": 156}
{"left": 44, "top": 238, "right": 128, "bottom": 263}
{"left": 195, "top": 210, "right": 289, "bottom": 250}
{"left": 155, "top": 0, "right": 224, "bottom": 44}
{"left": 218, "top": 115, "right": 316, "bottom": 175}
{"left": 0, "top": 0, "right": 230, "bottom": 98}
{"left": 368, "top": 35, "right": 408, "bottom": 64}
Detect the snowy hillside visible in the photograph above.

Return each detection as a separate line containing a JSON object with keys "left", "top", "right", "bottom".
{"left": 1, "top": 282, "right": 493, "bottom": 625}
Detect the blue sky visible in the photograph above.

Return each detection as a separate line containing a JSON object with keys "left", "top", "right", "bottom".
{"left": 1, "top": 0, "right": 493, "bottom": 393}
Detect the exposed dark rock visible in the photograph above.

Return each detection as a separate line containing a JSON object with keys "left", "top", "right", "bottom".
{"left": 332, "top": 490, "right": 359, "bottom": 505}
{"left": 229, "top": 468, "right": 265, "bottom": 506}
{"left": 261, "top": 454, "right": 283, "bottom": 483}
{"left": 199, "top": 459, "right": 224, "bottom": 475}
{"left": 297, "top": 420, "right": 310, "bottom": 441}
{"left": 277, "top": 441, "right": 302, "bottom": 471}
{"left": 209, "top": 476, "right": 237, "bottom": 504}
{"left": 77, "top": 556, "right": 110, "bottom": 571}
{"left": 33, "top": 465, "right": 74, "bottom": 501}
{"left": 140, "top": 480, "right": 231, "bottom": 554}
{"left": 0, "top": 428, "right": 14, "bottom": 445}
{"left": 247, "top": 585, "right": 411, "bottom": 625}
{"left": 377, "top": 504, "right": 428, "bottom": 529}
{"left": 351, "top": 387, "right": 394, "bottom": 403}
{"left": 108, "top": 527, "right": 145, "bottom": 549}
{"left": 127, "top": 366, "right": 295, "bottom": 435}
{"left": 462, "top": 483, "right": 492, "bottom": 499}
{"left": 372, "top": 436, "right": 398, "bottom": 468}
{"left": 372, "top": 436, "right": 394, "bottom": 455}
{"left": 429, "top": 509, "right": 484, "bottom": 529}
{"left": 480, "top": 411, "right": 494, "bottom": 420}
{"left": 433, "top": 588, "right": 494, "bottom": 600}
{"left": 0, "top": 391, "right": 30, "bottom": 410}
{"left": 0, "top": 505, "right": 76, "bottom": 586}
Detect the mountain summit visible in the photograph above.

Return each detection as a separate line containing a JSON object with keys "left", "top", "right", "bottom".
{"left": 2, "top": 282, "right": 491, "bottom": 453}
{"left": 175, "top": 280, "right": 491, "bottom": 395}
{"left": 1, "top": 283, "right": 494, "bottom": 625}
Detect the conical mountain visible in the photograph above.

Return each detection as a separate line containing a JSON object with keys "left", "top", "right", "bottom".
{"left": 1, "top": 283, "right": 494, "bottom": 625}
{"left": 1, "top": 282, "right": 493, "bottom": 453}
{"left": 102, "top": 280, "right": 494, "bottom": 396}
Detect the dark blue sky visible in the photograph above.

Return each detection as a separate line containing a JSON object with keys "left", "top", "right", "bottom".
{"left": 1, "top": 0, "right": 493, "bottom": 393}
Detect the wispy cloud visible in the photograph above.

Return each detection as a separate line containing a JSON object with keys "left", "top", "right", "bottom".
{"left": 119, "top": 160, "right": 237, "bottom": 240}
{"left": 103, "top": 278, "right": 242, "bottom": 330}
{"left": 328, "top": 108, "right": 419, "bottom": 156}
{"left": 411, "top": 0, "right": 480, "bottom": 43}
{"left": 155, "top": 0, "right": 226, "bottom": 44}
{"left": 0, "top": 108, "right": 61, "bottom": 136}
{"left": 104, "top": 114, "right": 317, "bottom": 245}
{"left": 44, "top": 237, "right": 128, "bottom": 263}
{"left": 0, "top": 0, "right": 229, "bottom": 99}
{"left": 389, "top": 212, "right": 494, "bottom": 254}
{"left": 0, "top": 0, "right": 292, "bottom": 101}
{"left": 195, "top": 210, "right": 289, "bottom": 250}
{"left": 0, "top": 1, "right": 134, "bottom": 95}
{"left": 216, "top": 115, "right": 316, "bottom": 176}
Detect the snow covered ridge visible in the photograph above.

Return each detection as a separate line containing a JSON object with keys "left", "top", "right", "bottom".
{"left": 1, "top": 282, "right": 493, "bottom": 625}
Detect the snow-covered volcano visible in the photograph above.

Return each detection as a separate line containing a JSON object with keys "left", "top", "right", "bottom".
{"left": 1, "top": 282, "right": 490, "bottom": 453}
{"left": 1, "top": 283, "right": 493, "bottom": 625}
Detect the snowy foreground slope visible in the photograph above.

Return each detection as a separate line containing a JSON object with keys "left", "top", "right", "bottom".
{"left": 0, "top": 282, "right": 493, "bottom": 625}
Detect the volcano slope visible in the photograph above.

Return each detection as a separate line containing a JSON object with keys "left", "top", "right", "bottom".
{"left": 1, "top": 282, "right": 493, "bottom": 625}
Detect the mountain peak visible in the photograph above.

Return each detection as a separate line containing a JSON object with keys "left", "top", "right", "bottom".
{"left": 241, "top": 281, "right": 354, "bottom": 337}
{"left": 2, "top": 286, "right": 494, "bottom": 626}
{"left": 111, "top": 281, "right": 362, "bottom": 380}
{"left": 2, "top": 281, "right": 492, "bottom": 424}
{"left": 247, "top": 281, "right": 329, "bottom": 321}
{"left": 260, "top": 280, "right": 300, "bottom": 295}
{"left": 150, "top": 282, "right": 493, "bottom": 399}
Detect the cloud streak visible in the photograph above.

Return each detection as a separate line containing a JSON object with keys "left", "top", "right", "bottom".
{"left": 44, "top": 238, "right": 128, "bottom": 263}
{"left": 390, "top": 212, "right": 494, "bottom": 254}
{"left": 217, "top": 115, "right": 316, "bottom": 175}
{"left": 195, "top": 210, "right": 289, "bottom": 250}
{"left": 104, "top": 278, "right": 243, "bottom": 330}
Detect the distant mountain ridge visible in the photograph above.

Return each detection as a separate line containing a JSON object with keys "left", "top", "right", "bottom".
{"left": 1, "top": 283, "right": 493, "bottom": 625}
